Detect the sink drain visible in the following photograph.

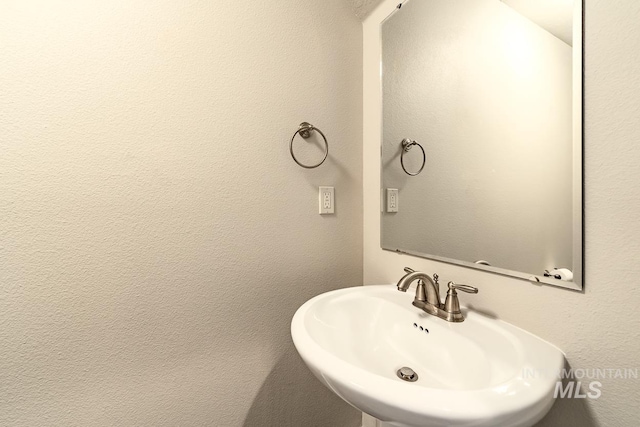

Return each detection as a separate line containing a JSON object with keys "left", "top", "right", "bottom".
{"left": 396, "top": 367, "right": 418, "bottom": 382}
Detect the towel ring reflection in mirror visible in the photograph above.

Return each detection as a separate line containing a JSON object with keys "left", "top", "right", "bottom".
{"left": 290, "top": 122, "right": 329, "bottom": 169}
{"left": 400, "top": 138, "right": 426, "bottom": 176}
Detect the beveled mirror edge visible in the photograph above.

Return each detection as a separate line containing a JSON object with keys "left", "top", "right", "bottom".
{"left": 379, "top": 0, "right": 585, "bottom": 292}
{"left": 571, "top": 0, "right": 585, "bottom": 291}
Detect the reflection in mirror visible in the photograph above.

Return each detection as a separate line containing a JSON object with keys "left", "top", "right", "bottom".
{"left": 380, "top": 0, "right": 583, "bottom": 289}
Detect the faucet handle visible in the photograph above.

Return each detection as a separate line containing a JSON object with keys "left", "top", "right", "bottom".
{"left": 404, "top": 267, "right": 415, "bottom": 274}
{"left": 448, "top": 282, "right": 478, "bottom": 294}
{"left": 443, "top": 282, "right": 478, "bottom": 322}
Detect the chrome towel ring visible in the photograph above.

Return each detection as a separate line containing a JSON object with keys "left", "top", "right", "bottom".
{"left": 290, "top": 122, "right": 328, "bottom": 169}
{"left": 400, "top": 138, "right": 426, "bottom": 176}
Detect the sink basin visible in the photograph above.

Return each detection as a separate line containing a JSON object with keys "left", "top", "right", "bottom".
{"left": 291, "top": 285, "right": 564, "bottom": 427}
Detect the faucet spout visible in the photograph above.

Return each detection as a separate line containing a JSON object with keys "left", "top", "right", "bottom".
{"left": 396, "top": 268, "right": 416, "bottom": 292}
{"left": 396, "top": 268, "right": 441, "bottom": 308}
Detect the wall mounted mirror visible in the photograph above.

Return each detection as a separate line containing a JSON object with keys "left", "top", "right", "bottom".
{"left": 380, "top": 0, "right": 583, "bottom": 290}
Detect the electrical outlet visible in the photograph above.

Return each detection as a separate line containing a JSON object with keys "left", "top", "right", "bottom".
{"left": 387, "top": 188, "right": 398, "bottom": 212}
{"left": 319, "top": 186, "right": 334, "bottom": 214}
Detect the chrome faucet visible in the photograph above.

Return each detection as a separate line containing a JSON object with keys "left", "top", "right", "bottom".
{"left": 397, "top": 267, "right": 478, "bottom": 322}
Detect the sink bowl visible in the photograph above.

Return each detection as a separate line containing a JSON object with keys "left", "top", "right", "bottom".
{"left": 291, "top": 285, "right": 564, "bottom": 427}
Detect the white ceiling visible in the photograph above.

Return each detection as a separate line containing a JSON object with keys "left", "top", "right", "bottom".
{"left": 500, "top": 0, "right": 574, "bottom": 45}
{"left": 346, "top": 0, "right": 575, "bottom": 47}
{"left": 345, "top": 0, "right": 385, "bottom": 19}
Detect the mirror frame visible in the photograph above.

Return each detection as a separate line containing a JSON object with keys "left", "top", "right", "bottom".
{"left": 380, "top": 0, "right": 584, "bottom": 291}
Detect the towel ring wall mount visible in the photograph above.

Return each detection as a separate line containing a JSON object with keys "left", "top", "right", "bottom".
{"left": 290, "top": 122, "right": 328, "bottom": 169}
{"left": 400, "top": 138, "right": 426, "bottom": 176}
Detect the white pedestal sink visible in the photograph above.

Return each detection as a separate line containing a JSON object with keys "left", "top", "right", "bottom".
{"left": 291, "top": 285, "right": 564, "bottom": 427}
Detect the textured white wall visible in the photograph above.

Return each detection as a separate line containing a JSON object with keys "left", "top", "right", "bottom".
{"left": 0, "top": 0, "right": 362, "bottom": 426}
{"left": 364, "top": 0, "right": 640, "bottom": 426}
{"left": 381, "top": 0, "right": 573, "bottom": 276}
